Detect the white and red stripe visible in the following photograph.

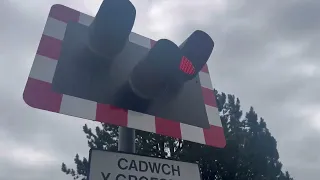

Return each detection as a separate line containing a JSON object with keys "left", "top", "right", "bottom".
{"left": 23, "top": 4, "right": 226, "bottom": 148}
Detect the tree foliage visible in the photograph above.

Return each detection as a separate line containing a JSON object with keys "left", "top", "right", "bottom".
{"left": 61, "top": 90, "right": 293, "bottom": 180}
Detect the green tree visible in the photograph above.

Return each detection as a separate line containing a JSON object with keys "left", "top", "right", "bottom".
{"left": 61, "top": 91, "right": 294, "bottom": 180}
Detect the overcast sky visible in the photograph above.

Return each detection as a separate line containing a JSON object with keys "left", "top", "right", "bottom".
{"left": 1, "top": 0, "right": 320, "bottom": 179}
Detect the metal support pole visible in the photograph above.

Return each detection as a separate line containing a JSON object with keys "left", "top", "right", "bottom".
{"left": 118, "top": 126, "right": 136, "bottom": 153}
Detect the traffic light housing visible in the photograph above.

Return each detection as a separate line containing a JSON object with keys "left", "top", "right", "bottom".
{"left": 52, "top": 0, "right": 213, "bottom": 129}
{"left": 88, "top": 0, "right": 136, "bottom": 58}
{"left": 23, "top": 2, "right": 226, "bottom": 147}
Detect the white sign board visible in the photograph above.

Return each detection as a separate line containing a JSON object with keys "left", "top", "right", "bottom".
{"left": 88, "top": 150, "right": 201, "bottom": 180}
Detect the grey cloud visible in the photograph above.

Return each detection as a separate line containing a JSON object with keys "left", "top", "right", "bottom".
{"left": 279, "top": 129, "right": 320, "bottom": 179}
{"left": 0, "top": 79, "right": 93, "bottom": 179}
{"left": 1, "top": 0, "right": 320, "bottom": 179}
{"left": 0, "top": 88, "right": 96, "bottom": 161}
{"left": 286, "top": 166, "right": 319, "bottom": 180}
{"left": 0, "top": 1, "right": 96, "bottom": 179}
{"left": 302, "top": 35, "right": 320, "bottom": 61}
{"left": 153, "top": 1, "right": 320, "bottom": 179}
{"left": 298, "top": 134, "right": 320, "bottom": 164}
{"left": 0, "top": 157, "right": 67, "bottom": 180}
{"left": 270, "top": 0, "right": 320, "bottom": 40}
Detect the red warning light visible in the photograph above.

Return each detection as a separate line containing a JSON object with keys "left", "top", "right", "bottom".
{"left": 180, "top": 56, "right": 195, "bottom": 75}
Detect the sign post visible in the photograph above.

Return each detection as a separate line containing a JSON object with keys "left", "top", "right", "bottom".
{"left": 118, "top": 127, "right": 136, "bottom": 153}
{"left": 88, "top": 149, "right": 201, "bottom": 180}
